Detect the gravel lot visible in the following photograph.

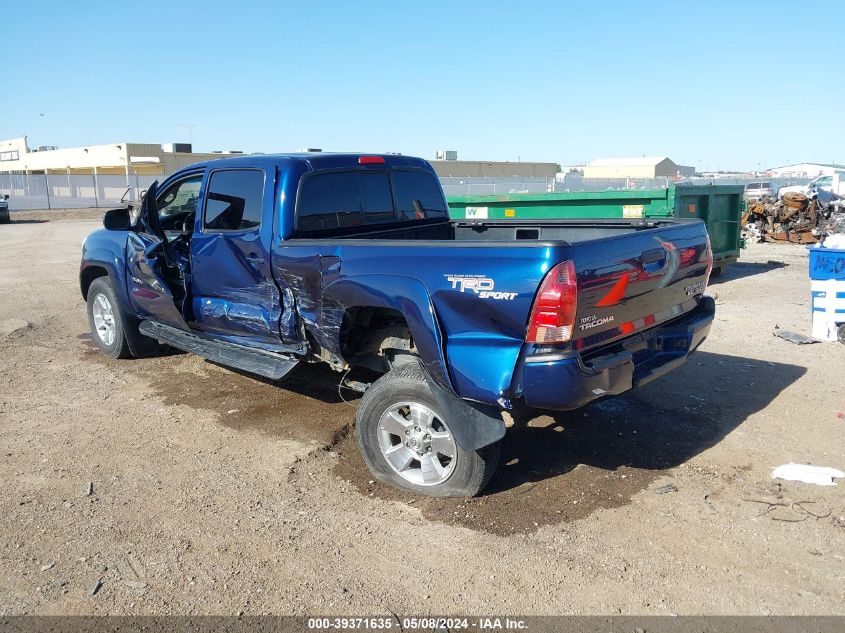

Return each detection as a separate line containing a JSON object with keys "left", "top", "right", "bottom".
{"left": 1, "top": 210, "right": 843, "bottom": 615}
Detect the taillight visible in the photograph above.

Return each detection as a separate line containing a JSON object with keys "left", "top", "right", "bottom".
{"left": 704, "top": 236, "right": 713, "bottom": 284}
{"left": 526, "top": 260, "right": 578, "bottom": 344}
{"left": 358, "top": 156, "right": 385, "bottom": 164}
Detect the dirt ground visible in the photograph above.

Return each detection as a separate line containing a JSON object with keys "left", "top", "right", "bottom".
{"left": 1, "top": 209, "right": 843, "bottom": 616}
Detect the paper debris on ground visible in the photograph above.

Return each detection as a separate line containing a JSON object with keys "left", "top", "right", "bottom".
{"left": 773, "top": 330, "right": 818, "bottom": 344}
{"left": 772, "top": 463, "right": 845, "bottom": 486}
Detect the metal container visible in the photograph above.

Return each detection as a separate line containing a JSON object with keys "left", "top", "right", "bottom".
{"left": 447, "top": 184, "right": 744, "bottom": 273}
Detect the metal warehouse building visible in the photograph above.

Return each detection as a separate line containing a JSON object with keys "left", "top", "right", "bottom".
{"left": 429, "top": 159, "right": 559, "bottom": 179}
{"left": 584, "top": 156, "right": 695, "bottom": 179}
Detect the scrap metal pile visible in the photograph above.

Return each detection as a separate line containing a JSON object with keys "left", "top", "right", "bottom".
{"left": 742, "top": 192, "right": 845, "bottom": 244}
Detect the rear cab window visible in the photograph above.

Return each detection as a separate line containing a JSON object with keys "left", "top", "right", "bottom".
{"left": 393, "top": 171, "right": 448, "bottom": 221}
{"left": 295, "top": 168, "right": 448, "bottom": 235}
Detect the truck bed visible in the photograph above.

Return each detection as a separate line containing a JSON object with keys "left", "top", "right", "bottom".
{"left": 279, "top": 216, "right": 712, "bottom": 405}
{"left": 287, "top": 217, "right": 710, "bottom": 350}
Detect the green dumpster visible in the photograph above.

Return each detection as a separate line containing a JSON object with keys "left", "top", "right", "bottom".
{"left": 446, "top": 184, "right": 743, "bottom": 274}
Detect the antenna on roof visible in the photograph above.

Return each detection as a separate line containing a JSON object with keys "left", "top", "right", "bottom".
{"left": 178, "top": 124, "right": 201, "bottom": 145}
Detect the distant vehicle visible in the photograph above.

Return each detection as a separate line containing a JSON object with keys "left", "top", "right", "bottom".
{"left": 79, "top": 153, "right": 714, "bottom": 497}
{"left": 743, "top": 182, "right": 773, "bottom": 200}
{"left": 0, "top": 194, "right": 9, "bottom": 223}
{"left": 777, "top": 174, "right": 843, "bottom": 201}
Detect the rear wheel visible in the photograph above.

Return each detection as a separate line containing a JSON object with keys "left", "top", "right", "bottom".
{"left": 838, "top": 324, "right": 845, "bottom": 345}
{"left": 86, "top": 277, "right": 132, "bottom": 359}
{"left": 356, "top": 363, "right": 501, "bottom": 497}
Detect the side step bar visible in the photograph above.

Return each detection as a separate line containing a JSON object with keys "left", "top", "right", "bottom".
{"left": 139, "top": 321, "right": 300, "bottom": 381}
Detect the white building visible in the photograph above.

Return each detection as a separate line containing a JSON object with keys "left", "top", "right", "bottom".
{"left": 766, "top": 163, "right": 845, "bottom": 178}
{"left": 0, "top": 136, "right": 244, "bottom": 177}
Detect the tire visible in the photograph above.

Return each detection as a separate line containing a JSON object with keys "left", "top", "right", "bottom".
{"left": 356, "top": 363, "right": 501, "bottom": 497}
{"left": 86, "top": 277, "right": 132, "bottom": 359}
{"left": 838, "top": 324, "right": 845, "bottom": 345}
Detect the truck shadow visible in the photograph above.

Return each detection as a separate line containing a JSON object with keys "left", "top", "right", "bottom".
{"left": 708, "top": 259, "right": 788, "bottom": 285}
{"left": 81, "top": 334, "right": 804, "bottom": 534}
{"left": 332, "top": 350, "right": 805, "bottom": 534}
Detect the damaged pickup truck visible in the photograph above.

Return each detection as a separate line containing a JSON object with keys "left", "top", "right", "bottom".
{"left": 80, "top": 153, "right": 715, "bottom": 497}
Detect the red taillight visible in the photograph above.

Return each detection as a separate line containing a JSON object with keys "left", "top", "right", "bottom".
{"left": 358, "top": 156, "right": 385, "bottom": 164}
{"left": 704, "top": 236, "right": 713, "bottom": 284}
{"left": 679, "top": 247, "right": 697, "bottom": 267}
{"left": 526, "top": 260, "right": 578, "bottom": 344}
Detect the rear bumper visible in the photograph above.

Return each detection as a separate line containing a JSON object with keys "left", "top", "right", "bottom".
{"left": 518, "top": 296, "right": 715, "bottom": 410}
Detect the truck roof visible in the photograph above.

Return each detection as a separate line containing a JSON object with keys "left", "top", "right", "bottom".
{"left": 182, "top": 153, "right": 431, "bottom": 173}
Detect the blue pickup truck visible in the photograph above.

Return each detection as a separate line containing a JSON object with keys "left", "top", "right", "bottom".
{"left": 80, "top": 153, "right": 715, "bottom": 497}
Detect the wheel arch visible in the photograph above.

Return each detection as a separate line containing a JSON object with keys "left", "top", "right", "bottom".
{"left": 80, "top": 264, "right": 110, "bottom": 300}
{"left": 339, "top": 306, "right": 415, "bottom": 372}
{"left": 318, "top": 275, "right": 454, "bottom": 394}
{"left": 81, "top": 259, "right": 162, "bottom": 358}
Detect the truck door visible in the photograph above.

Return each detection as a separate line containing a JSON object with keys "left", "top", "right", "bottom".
{"left": 189, "top": 167, "right": 287, "bottom": 349}
{"left": 125, "top": 177, "right": 198, "bottom": 330}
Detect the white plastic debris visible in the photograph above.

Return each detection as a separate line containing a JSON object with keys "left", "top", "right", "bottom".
{"left": 821, "top": 234, "right": 845, "bottom": 249}
{"left": 772, "top": 463, "right": 845, "bottom": 486}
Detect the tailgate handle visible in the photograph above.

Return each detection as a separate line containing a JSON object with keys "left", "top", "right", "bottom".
{"left": 641, "top": 247, "right": 666, "bottom": 266}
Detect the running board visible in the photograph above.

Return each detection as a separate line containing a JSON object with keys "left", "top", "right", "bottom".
{"left": 139, "top": 321, "right": 300, "bottom": 380}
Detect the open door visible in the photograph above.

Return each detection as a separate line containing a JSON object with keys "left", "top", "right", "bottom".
{"left": 125, "top": 180, "right": 192, "bottom": 330}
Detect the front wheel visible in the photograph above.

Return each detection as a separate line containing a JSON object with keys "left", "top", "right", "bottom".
{"left": 86, "top": 277, "right": 132, "bottom": 359}
{"left": 355, "top": 363, "right": 501, "bottom": 497}
{"left": 838, "top": 324, "right": 845, "bottom": 345}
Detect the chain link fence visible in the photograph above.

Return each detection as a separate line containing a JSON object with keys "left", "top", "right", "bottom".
{"left": 0, "top": 173, "right": 156, "bottom": 211}
{"left": 0, "top": 173, "right": 817, "bottom": 210}
{"left": 554, "top": 174, "right": 813, "bottom": 193}
{"left": 440, "top": 177, "right": 553, "bottom": 197}
{"left": 444, "top": 175, "right": 815, "bottom": 196}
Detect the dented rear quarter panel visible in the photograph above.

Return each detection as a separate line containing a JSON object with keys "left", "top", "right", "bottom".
{"left": 274, "top": 239, "right": 569, "bottom": 405}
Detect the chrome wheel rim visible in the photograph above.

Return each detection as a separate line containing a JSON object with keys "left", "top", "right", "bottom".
{"left": 91, "top": 293, "right": 116, "bottom": 346}
{"left": 377, "top": 401, "right": 457, "bottom": 487}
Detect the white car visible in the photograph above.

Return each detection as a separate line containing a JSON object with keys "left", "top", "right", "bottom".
{"left": 777, "top": 174, "right": 839, "bottom": 199}
{"left": 743, "top": 182, "right": 773, "bottom": 200}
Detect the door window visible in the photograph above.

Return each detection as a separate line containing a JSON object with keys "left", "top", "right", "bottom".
{"left": 155, "top": 175, "right": 202, "bottom": 232}
{"left": 203, "top": 169, "right": 265, "bottom": 232}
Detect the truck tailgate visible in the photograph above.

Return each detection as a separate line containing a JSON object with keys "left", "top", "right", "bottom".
{"left": 569, "top": 220, "right": 711, "bottom": 353}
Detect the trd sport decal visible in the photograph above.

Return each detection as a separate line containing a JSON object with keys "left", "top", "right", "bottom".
{"left": 445, "top": 275, "right": 517, "bottom": 300}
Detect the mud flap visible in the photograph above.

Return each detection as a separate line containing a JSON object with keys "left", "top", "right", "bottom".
{"left": 421, "top": 367, "right": 506, "bottom": 451}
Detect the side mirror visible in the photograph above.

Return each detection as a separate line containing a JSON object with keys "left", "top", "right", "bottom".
{"left": 2, "top": 194, "right": 8, "bottom": 200}
{"left": 103, "top": 207, "right": 131, "bottom": 231}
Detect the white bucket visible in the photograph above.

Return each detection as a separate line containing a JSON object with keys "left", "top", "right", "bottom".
{"left": 810, "top": 279, "right": 845, "bottom": 342}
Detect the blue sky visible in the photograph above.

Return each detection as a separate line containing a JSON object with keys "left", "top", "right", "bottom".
{"left": 3, "top": 0, "right": 843, "bottom": 170}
